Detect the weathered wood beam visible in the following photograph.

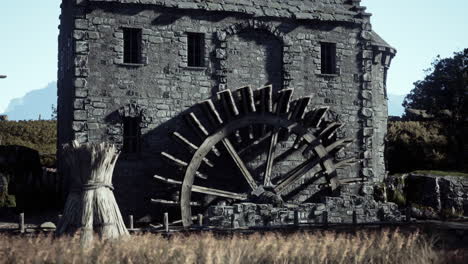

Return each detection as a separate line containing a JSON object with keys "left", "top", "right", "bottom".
{"left": 237, "top": 86, "right": 256, "bottom": 139}
{"left": 257, "top": 85, "right": 273, "bottom": 114}
{"left": 160, "top": 152, "right": 208, "bottom": 179}
{"left": 151, "top": 199, "right": 201, "bottom": 207}
{"left": 289, "top": 97, "right": 311, "bottom": 120}
{"left": 201, "top": 99, "right": 223, "bottom": 127}
{"left": 319, "top": 122, "right": 342, "bottom": 139}
{"left": 305, "top": 107, "right": 329, "bottom": 128}
{"left": 335, "top": 157, "right": 358, "bottom": 169}
{"left": 172, "top": 132, "right": 198, "bottom": 152}
{"left": 217, "top": 89, "right": 239, "bottom": 119}
{"left": 237, "top": 130, "right": 273, "bottom": 155}
{"left": 151, "top": 216, "right": 198, "bottom": 229}
{"left": 325, "top": 137, "right": 354, "bottom": 153}
{"left": 154, "top": 175, "right": 248, "bottom": 200}
{"left": 172, "top": 133, "right": 214, "bottom": 167}
{"left": 186, "top": 112, "right": 209, "bottom": 139}
{"left": 263, "top": 129, "right": 279, "bottom": 186}
{"left": 221, "top": 138, "right": 258, "bottom": 191}
{"left": 274, "top": 156, "right": 322, "bottom": 195}
{"left": 275, "top": 88, "right": 294, "bottom": 114}
{"left": 236, "top": 86, "right": 256, "bottom": 113}
{"left": 161, "top": 152, "right": 187, "bottom": 168}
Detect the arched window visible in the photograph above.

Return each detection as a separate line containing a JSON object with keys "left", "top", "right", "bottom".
{"left": 123, "top": 116, "right": 141, "bottom": 154}
{"left": 118, "top": 103, "right": 147, "bottom": 154}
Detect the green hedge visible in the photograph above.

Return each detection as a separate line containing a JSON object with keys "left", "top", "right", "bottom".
{"left": 386, "top": 121, "right": 457, "bottom": 174}
{"left": 0, "top": 120, "right": 57, "bottom": 167}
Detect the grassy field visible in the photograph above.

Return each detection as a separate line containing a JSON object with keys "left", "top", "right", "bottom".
{"left": 0, "top": 230, "right": 466, "bottom": 264}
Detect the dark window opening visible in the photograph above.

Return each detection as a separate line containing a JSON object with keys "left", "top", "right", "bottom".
{"left": 321, "top": 42, "right": 337, "bottom": 74}
{"left": 187, "top": 33, "right": 204, "bottom": 67}
{"left": 123, "top": 117, "right": 141, "bottom": 154}
{"left": 123, "top": 28, "right": 142, "bottom": 64}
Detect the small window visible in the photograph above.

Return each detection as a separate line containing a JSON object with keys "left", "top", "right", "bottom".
{"left": 321, "top": 42, "right": 337, "bottom": 74}
{"left": 187, "top": 33, "right": 204, "bottom": 67}
{"left": 123, "top": 117, "right": 141, "bottom": 153}
{"left": 123, "top": 28, "right": 142, "bottom": 64}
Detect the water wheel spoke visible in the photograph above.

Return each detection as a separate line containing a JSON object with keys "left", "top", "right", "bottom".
{"left": 238, "top": 130, "right": 273, "bottom": 155}
{"left": 186, "top": 112, "right": 209, "bottom": 139}
{"left": 172, "top": 132, "right": 198, "bottom": 152}
{"left": 325, "top": 137, "right": 354, "bottom": 153}
{"left": 161, "top": 153, "right": 208, "bottom": 179}
{"left": 172, "top": 132, "right": 214, "bottom": 167}
{"left": 335, "top": 157, "right": 358, "bottom": 168}
{"left": 221, "top": 138, "right": 258, "bottom": 191}
{"left": 151, "top": 199, "right": 201, "bottom": 207}
{"left": 264, "top": 128, "right": 279, "bottom": 186}
{"left": 274, "top": 156, "right": 323, "bottom": 194}
{"left": 192, "top": 185, "right": 247, "bottom": 200}
{"left": 154, "top": 175, "right": 247, "bottom": 200}
{"left": 161, "top": 152, "right": 187, "bottom": 168}
{"left": 319, "top": 122, "right": 343, "bottom": 139}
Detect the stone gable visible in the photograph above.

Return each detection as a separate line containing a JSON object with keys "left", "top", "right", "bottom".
{"left": 87, "top": 0, "right": 364, "bottom": 22}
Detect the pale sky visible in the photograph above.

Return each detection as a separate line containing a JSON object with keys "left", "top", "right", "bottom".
{"left": 0, "top": 0, "right": 467, "bottom": 113}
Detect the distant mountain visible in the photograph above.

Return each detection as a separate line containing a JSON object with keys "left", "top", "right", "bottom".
{"left": 1, "top": 82, "right": 57, "bottom": 120}
{"left": 388, "top": 93, "right": 406, "bottom": 117}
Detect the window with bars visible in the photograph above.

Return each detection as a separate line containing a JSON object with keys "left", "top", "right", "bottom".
{"left": 321, "top": 42, "right": 337, "bottom": 74}
{"left": 187, "top": 33, "right": 204, "bottom": 67}
{"left": 123, "top": 117, "right": 141, "bottom": 154}
{"left": 123, "top": 28, "right": 142, "bottom": 64}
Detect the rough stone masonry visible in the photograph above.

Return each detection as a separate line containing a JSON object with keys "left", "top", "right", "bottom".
{"left": 58, "top": 0, "right": 397, "bottom": 224}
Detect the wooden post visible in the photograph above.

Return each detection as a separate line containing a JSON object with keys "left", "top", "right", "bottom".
{"left": 406, "top": 205, "right": 411, "bottom": 222}
{"left": 164, "top": 212, "right": 169, "bottom": 232}
{"left": 198, "top": 214, "right": 203, "bottom": 227}
{"left": 19, "top": 213, "right": 25, "bottom": 233}
{"left": 57, "top": 214, "right": 63, "bottom": 226}
{"left": 352, "top": 211, "right": 357, "bottom": 225}
{"left": 129, "top": 215, "right": 134, "bottom": 230}
{"left": 322, "top": 211, "right": 328, "bottom": 227}
{"left": 294, "top": 210, "right": 300, "bottom": 226}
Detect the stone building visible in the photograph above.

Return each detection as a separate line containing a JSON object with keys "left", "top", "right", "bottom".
{"left": 58, "top": 0, "right": 396, "bottom": 224}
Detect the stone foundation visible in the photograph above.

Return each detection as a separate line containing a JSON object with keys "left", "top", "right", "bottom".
{"left": 207, "top": 193, "right": 402, "bottom": 228}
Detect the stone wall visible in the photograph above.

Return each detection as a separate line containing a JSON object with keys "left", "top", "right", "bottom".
{"left": 58, "top": 0, "right": 394, "bottom": 218}
{"left": 207, "top": 186, "right": 402, "bottom": 228}
{"left": 405, "top": 173, "right": 468, "bottom": 217}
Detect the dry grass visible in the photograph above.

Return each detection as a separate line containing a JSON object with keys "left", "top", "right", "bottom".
{"left": 0, "top": 230, "right": 459, "bottom": 264}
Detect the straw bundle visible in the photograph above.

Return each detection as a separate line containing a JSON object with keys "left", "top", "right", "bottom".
{"left": 56, "top": 141, "right": 128, "bottom": 245}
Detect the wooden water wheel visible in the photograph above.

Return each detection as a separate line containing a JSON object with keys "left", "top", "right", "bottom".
{"left": 154, "top": 85, "right": 358, "bottom": 227}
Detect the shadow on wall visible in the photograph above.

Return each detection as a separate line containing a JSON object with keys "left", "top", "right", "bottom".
{"left": 225, "top": 29, "right": 283, "bottom": 93}
{"left": 104, "top": 90, "right": 342, "bottom": 224}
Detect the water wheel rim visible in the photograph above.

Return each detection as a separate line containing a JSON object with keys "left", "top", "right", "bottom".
{"left": 180, "top": 112, "right": 324, "bottom": 227}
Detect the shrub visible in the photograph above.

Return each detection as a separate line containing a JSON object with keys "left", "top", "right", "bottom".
{"left": 0, "top": 120, "right": 56, "bottom": 167}
{"left": 386, "top": 121, "right": 452, "bottom": 173}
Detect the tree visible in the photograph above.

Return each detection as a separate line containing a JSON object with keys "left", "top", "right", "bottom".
{"left": 403, "top": 49, "right": 468, "bottom": 169}
{"left": 51, "top": 104, "right": 57, "bottom": 120}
